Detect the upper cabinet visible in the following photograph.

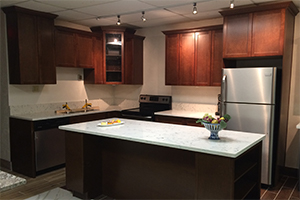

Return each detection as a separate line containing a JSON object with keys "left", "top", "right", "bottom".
{"left": 55, "top": 26, "right": 94, "bottom": 68}
{"left": 220, "top": 1, "right": 299, "bottom": 58}
{"left": 91, "top": 27, "right": 144, "bottom": 85}
{"left": 163, "top": 25, "right": 223, "bottom": 86}
{"left": 2, "top": 6, "right": 57, "bottom": 84}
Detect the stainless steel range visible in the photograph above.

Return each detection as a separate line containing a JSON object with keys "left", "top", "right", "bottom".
{"left": 121, "top": 94, "right": 172, "bottom": 121}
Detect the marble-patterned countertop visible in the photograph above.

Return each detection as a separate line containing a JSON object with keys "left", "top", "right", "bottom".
{"left": 155, "top": 110, "right": 215, "bottom": 119}
{"left": 59, "top": 118, "right": 265, "bottom": 158}
{"left": 297, "top": 123, "right": 300, "bottom": 129}
{"left": 10, "top": 106, "right": 127, "bottom": 121}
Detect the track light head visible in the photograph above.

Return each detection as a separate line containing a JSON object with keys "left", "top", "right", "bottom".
{"left": 116, "top": 15, "right": 121, "bottom": 25}
{"left": 193, "top": 3, "right": 197, "bottom": 15}
{"left": 141, "top": 11, "right": 146, "bottom": 22}
{"left": 230, "top": 0, "right": 235, "bottom": 8}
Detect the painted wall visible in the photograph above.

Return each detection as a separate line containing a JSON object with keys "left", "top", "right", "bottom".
{"left": 285, "top": 14, "right": 300, "bottom": 168}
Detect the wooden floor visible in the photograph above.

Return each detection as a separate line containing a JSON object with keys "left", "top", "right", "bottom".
{"left": 1, "top": 167, "right": 300, "bottom": 200}
{"left": 0, "top": 168, "right": 65, "bottom": 199}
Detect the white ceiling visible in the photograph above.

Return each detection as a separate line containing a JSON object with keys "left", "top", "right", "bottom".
{"left": 0, "top": 0, "right": 299, "bottom": 29}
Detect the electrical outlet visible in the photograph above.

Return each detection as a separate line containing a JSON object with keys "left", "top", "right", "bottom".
{"left": 78, "top": 74, "right": 83, "bottom": 80}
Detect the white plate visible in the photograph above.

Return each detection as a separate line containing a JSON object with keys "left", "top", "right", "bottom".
{"left": 97, "top": 121, "right": 124, "bottom": 127}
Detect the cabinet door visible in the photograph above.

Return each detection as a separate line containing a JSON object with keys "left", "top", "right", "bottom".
{"left": 55, "top": 30, "right": 76, "bottom": 67}
{"left": 223, "top": 13, "right": 252, "bottom": 58}
{"left": 93, "top": 36, "right": 104, "bottom": 84}
{"left": 195, "top": 31, "right": 211, "bottom": 86}
{"left": 37, "top": 17, "right": 56, "bottom": 84}
{"left": 179, "top": 33, "right": 194, "bottom": 85}
{"left": 165, "top": 34, "right": 179, "bottom": 85}
{"left": 252, "top": 9, "right": 284, "bottom": 56}
{"left": 210, "top": 29, "right": 223, "bottom": 86}
{"left": 124, "top": 35, "right": 144, "bottom": 84}
{"left": 76, "top": 34, "right": 94, "bottom": 68}
{"left": 18, "top": 13, "right": 39, "bottom": 84}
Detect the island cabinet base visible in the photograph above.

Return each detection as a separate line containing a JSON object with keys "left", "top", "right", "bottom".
{"left": 65, "top": 131, "right": 262, "bottom": 199}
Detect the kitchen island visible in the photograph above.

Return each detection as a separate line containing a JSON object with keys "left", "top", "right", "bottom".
{"left": 59, "top": 118, "right": 265, "bottom": 199}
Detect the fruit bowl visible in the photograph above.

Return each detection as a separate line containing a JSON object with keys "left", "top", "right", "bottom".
{"left": 202, "top": 122, "right": 223, "bottom": 140}
{"left": 196, "top": 113, "right": 231, "bottom": 140}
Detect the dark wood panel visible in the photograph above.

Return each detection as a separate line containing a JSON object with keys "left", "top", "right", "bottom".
{"left": 252, "top": 9, "right": 284, "bottom": 56}
{"left": 165, "top": 34, "right": 179, "bottom": 85}
{"left": 18, "top": 13, "right": 39, "bottom": 84}
{"left": 155, "top": 115, "right": 185, "bottom": 125}
{"left": 195, "top": 31, "right": 211, "bottom": 86}
{"left": 37, "top": 17, "right": 56, "bottom": 84}
{"left": 10, "top": 118, "right": 36, "bottom": 177}
{"left": 69, "top": 112, "right": 107, "bottom": 124}
{"left": 223, "top": 13, "right": 252, "bottom": 58}
{"left": 210, "top": 29, "right": 223, "bottom": 86}
{"left": 76, "top": 34, "right": 94, "bottom": 68}
{"left": 55, "top": 30, "right": 76, "bottom": 67}
{"left": 131, "top": 35, "right": 144, "bottom": 84}
{"left": 179, "top": 33, "right": 195, "bottom": 85}
{"left": 101, "top": 137, "right": 196, "bottom": 199}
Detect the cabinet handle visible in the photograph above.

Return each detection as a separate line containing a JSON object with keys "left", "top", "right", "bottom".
{"left": 221, "top": 74, "right": 227, "bottom": 116}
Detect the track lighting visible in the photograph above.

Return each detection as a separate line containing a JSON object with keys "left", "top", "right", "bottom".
{"left": 192, "top": 3, "right": 197, "bottom": 15}
{"left": 141, "top": 11, "right": 146, "bottom": 22}
{"left": 230, "top": 0, "right": 235, "bottom": 9}
{"left": 116, "top": 15, "right": 121, "bottom": 25}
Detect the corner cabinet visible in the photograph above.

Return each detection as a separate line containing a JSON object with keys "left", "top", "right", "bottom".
{"left": 91, "top": 27, "right": 144, "bottom": 85}
{"left": 2, "top": 6, "right": 57, "bottom": 84}
{"left": 163, "top": 25, "right": 223, "bottom": 86}
{"left": 220, "top": 1, "right": 299, "bottom": 58}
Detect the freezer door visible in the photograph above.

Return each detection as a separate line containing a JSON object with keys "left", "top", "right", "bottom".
{"left": 222, "top": 67, "right": 276, "bottom": 104}
{"left": 225, "top": 103, "right": 274, "bottom": 185}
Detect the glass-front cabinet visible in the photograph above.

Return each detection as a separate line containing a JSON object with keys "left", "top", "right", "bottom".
{"left": 104, "top": 32, "right": 124, "bottom": 84}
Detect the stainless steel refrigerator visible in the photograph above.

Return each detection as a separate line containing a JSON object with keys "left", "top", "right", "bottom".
{"left": 221, "top": 67, "right": 280, "bottom": 186}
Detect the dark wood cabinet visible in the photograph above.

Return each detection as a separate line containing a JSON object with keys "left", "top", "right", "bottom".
{"left": 124, "top": 35, "right": 145, "bottom": 84}
{"left": 163, "top": 25, "right": 223, "bottom": 86}
{"left": 220, "top": 1, "right": 298, "bottom": 58}
{"left": 180, "top": 33, "right": 195, "bottom": 85}
{"left": 165, "top": 34, "right": 179, "bottom": 85}
{"left": 2, "top": 6, "right": 57, "bottom": 84}
{"left": 155, "top": 115, "right": 204, "bottom": 127}
{"left": 91, "top": 26, "right": 144, "bottom": 85}
{"left": 54, "top": 26, "right": 94, "bottom": 69}
{"left": 55, "top": 29, "right": 76, "bottom": 67}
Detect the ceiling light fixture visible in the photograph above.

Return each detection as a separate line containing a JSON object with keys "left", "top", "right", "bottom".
{"left": 192, "top": 3, "right": 197, "bottom": 15}
{"left": 230, "top": 0, "right": 235, "bottom": 9}
{"left": 141, "top": 11, "right": 146, "bottom": 22}
{"left": 116, "top": 15, "right": 121, "bottom": 25}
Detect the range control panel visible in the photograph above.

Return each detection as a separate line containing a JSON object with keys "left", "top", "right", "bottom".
{"left": 139, "top": 95, "right": 172, "bottom": 104}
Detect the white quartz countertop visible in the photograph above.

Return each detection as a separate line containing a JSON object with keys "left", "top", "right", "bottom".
{"left": 10, "top": 106, "right": 124, "bottom": 121}
{"left": 297, "top": 123, "right": 300, "bottom": 129}
{"left": 59, "top": 118, "right": 265, "bottom": 158}
{"left": 155, "top": 110, "right": 215, "bottom": 119}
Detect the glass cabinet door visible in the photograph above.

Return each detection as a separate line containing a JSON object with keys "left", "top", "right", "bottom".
{"left": 105, "top": 32, "right": 123, "bottom": 83}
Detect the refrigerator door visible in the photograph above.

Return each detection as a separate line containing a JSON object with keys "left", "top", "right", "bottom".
{"left": 222, "top": 67, "right": 276, "bottom": 104}
{"left": 225, "top": 103, "right": 274, "bottom": 185}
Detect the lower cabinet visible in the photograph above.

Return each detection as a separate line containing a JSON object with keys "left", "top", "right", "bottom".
{"left": 155, "top": 115, "right": 204, "bottom": 127}
{"left": 9, "top": 111, "right": 120, "bottom": 178}
{"left": 65, "top": 132, "right": 262, "bottom": 199}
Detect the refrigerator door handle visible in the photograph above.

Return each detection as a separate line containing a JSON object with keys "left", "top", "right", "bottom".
{"left": 221, "top": 74, "right": 227, "bottom": 116}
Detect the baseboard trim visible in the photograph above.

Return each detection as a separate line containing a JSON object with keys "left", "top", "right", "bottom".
{"left": 282, "top": 166, "right": 298, "bottom": 178}
{"left": 0, "top": 158, "right": 12, "bottom": 170}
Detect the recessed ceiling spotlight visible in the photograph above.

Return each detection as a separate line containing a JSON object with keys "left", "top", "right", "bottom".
{"left": 230, "top": 0, "right": 235, "bottom": 9}
{"left": 116, "top": 15, "right": 121, "bottom": 26}
{"left": 141, "top": 11, "right": 146, "bottom": 22}
{"left": 193, "top": 3, "right": 197, "bottom": 15}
